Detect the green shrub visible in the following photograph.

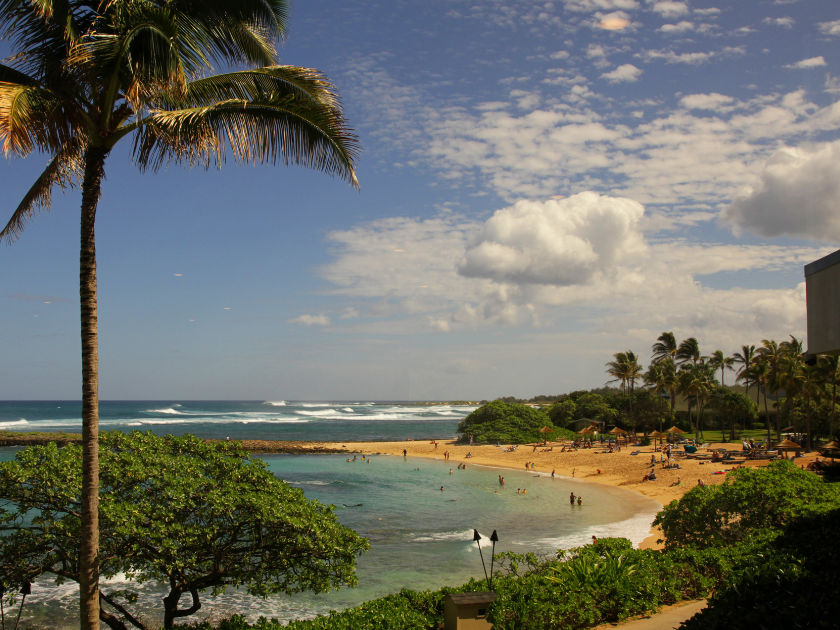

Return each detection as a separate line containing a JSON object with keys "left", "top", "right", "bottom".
{"left": 456, "top": 402, "right": 575, "bottom": 444}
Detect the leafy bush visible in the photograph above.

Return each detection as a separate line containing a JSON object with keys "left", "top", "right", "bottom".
{"left": 456, "top": 402, "right": 574, "bottom": 444}
{"left": 653, "top": 459, "right": 840, "bottom": 549}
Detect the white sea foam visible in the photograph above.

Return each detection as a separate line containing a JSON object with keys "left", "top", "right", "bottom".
{"left": 262, "top": 400, "right": 287, "bottom": 406}
{"left": 295, "top": 409, "right": 337, "bottom": 416}
{"left": 145, "top": 407, "right": 191, "bottom": 415}
{"left": 288, "top": 480, "right": 331, "bottom": 486}
{"left": 526, "top": 510, "right": 659, "bottom": 551}
{"left": 300, "top": 403, "right": 333, "bottom": 407}
{"left": 0, "top": 419, "right": 29, "bottom": 428}
{"left": 342, "top": 408, "right": 354, "bottom": 412}
{"left": 411, "top": 528, "right": 484, "bottom": 543}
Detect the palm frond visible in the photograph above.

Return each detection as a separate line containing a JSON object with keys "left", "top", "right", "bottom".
{"left": 132, "top": 95, "right": 359, "bottom": 187}
{"left": 0, "top": 135, "right": 84, "bottom": 243}
{"left": 0, "top": 82, "right": 73, "bottom": 155}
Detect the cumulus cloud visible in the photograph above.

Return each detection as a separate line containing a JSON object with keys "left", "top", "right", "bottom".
{"left": 563, "top": 0, "right": 640, "bottom": 12}
{"left": 679, "top": 92, "right": 734, "bottom": 111}
{"left": 457, "top": 193, "right": 646, "bottom": 286}
{"left": 818, "top": 20, "right": 840, "bottom": 36}
{"left": 784, "top": 56, "right": 827, "bottom": 69}
{"left": 289, "top": 314, "right": 331, "bottom": 326}
{"left": 724, "top": 142, "right": 840, "bottom": 242}
{"left": 600, "top": 64, "right": 643, "bottom": 82}
{"left": 660, "top": 21, "right": 694, "bottom": 33}
{"left": 763, "top": 16, "right": 795, "bottom": 28}
{"left": 648, "top": 1, "right": 689, "bottom": 18}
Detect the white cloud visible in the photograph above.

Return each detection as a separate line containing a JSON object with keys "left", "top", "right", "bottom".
{"left": 457, "top": 193, "right": 647, "bottom": 286}
{"left": 600, "top": 63, "right": 643, "bottom": 82}
{"left": 724, "top": 142, "right": 840, "bottom": 242}
{"left": 818, "top": 20, "right": 840, "bottom": 36}
{"left": 562, "top": 0, "right": 640, "bottom": 12}
{"left": 660, "top": 21, "right": 694, "bottom": 33}
{"left": 784, "top": 56, "right": 827, "bottom": 69}
{"left": 289, "top": 314, "right": 331, "bottom": 326}
{"left": 637, "top": 49, "right": 712, "bottom": 64}
{"left": 550, "top": 51, "right": 571, "bottom": 60}
{"left": 648, "top": 1, "right": 689, "bottom": 18}
{"left": 316, "top": 206, "right": 831, "bottom": 348}
{"left": 339, "top": 307, "right": 359, "bottom": 319}
{"left": 763, "top": 16, "right": 795, "bottom": 28}
{"left": 694, "top": 7, "right": 720, "bottom": 15}
{"left": 679, "top": 92, "right": 735, "bottom": 111}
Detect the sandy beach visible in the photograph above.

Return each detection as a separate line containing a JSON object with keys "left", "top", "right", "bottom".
{"left": 316, "top": 438, "right": 823, "bottom": 550}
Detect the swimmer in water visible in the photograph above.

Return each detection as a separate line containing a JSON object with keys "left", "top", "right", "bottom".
{"left": 440, "top": 486, "right": 444, "bottom": 491}
{"left": 570, "top": 492, "right": 576, "bottom": 505}
{"left": 577, "top": 496, "right": 582, "bottom": 505}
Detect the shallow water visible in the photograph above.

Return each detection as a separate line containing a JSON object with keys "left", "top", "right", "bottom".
{"left": 3, "top": 450, "right": 659, "bottom": 629}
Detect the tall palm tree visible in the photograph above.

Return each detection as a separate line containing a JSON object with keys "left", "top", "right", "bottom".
{"left": 644, "top": 361, "right": 667, "bottom": 432}
{"left": 757, "top": 340, "right": 783, "bottom": 441}
{"left": 709, "top": 349, "right": 735, "bottom": 386}
{"left": 606, "top": 351, "right": 642, "bottom": 433}
{"left": 733, "top": 344, "right": 757, "bottom": 404}
{"left": 750, "top": 359, "right": 773, "bottom": 445}
{"left": 1, "top": 2, "right": 359, "bottom": 628}
{"left": 651, "top": 331, "right": 677, "bottom": 364}
{"left": 799, "top": 364, "right": 823, "bottom": 452}
{"left": 676, "top": 337, "right": 703, "bottom": 368}
{"left": 818, "top": 355, "right": 839, "bottom": 439}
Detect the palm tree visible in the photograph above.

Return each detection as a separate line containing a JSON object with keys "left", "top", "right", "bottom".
{"left": 799, "top": 364, "right": 823, "bottom": 452}
{"left": 750, "top": 359, "right": 773, "bottom": 445}
{"left": 709, "top": 350, "right": 735, "bottom": 386}
{"left": 676, "top": 337, "right": 703, "bottom": 368}
{"left": 651, "top": 332, "right": 677, "bottom": 364}
{"left": 1, "top": 3, "right": 359, "bottom": 628}
{"left": 818, "top": 355, "right": 839, "bottom": 439}
{"left": 733, "top": 344, "right": 757, "bottom": 405}
{"left": 606, "top": 351, "right": 642, "bottom": 433}
{"left": 644, "top": 362, "right": 667, "bottom": 432}
{"left": 757, "top": 340, "right": 783, "bottom": 441}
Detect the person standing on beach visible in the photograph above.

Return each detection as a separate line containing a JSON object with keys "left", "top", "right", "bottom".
{"left": 403, "top": 449, "right": 407, "bottom": 457}
{"left": 551, "top": 469, "right": 555, "bottom": 478}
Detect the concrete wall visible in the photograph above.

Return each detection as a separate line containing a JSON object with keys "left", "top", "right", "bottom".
{"left": 805, "top": 249, "right": 840, "bottom": 356}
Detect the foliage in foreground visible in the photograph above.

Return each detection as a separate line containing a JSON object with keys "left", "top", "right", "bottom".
{"left": 456, "top": 401, "right": 576, "bottom": 444}
{"left": 0, "top": 433, "right": 369, "bottom": 630}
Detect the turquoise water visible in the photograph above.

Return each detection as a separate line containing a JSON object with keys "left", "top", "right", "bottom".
{"left": 5, "top": 449, "right": 660, "bottom": 629}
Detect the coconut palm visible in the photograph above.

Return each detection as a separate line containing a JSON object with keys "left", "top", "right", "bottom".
{"left": 733, "top": 344, "right": 757, "bottom": 404}
{"left": 1, "top": 2, "right": 359, "bottom": 628}
{"left": 818, "top": 355, "right": 839, "bottom": 439}
{"left": 676, "top": 337, "right": 703, "bottom": 368}
{"left": 757, "top": 340, "right": 784, "bottom": 441}
{"left": 749, "top": 359, "right": 773, "bottom": 444}
{"left": 709, "top": 350, "right": 735, "bottom": 386}
{"left": 644, "top": 362, "right": 667, "bottom": 432}
{"left": 651, "top": 331, "right": 677, "bottom": 364}
{"left": 606, "top": 351, "right": 642, "bottom": 432}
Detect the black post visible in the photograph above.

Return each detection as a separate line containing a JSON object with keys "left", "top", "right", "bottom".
{"left": 473, "top": 529, "right": 489, "bottom": 586}
{"left": 13, "top": 582, "right": 29, "bottom": 630}
{"left": 489, "top": 530, "right": 499, "bottom": 590}
{"left": 0, "top": 581, "right": 6, "bottom": 630}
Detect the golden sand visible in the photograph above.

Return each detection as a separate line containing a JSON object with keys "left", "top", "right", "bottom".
{"left": 320, "top": 438, "right": 823, "bottom": 550}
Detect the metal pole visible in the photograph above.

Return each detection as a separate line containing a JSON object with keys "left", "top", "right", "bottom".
{"left": 489, "top": 530, "right": 499, "bottom": 590}
{"left": 473, "top": 529, "right": 489, "bottom": 586}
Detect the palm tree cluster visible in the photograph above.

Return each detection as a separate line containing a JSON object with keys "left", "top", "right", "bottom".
{"left": 606, "top": 332, "right": 839, "bottom": 450}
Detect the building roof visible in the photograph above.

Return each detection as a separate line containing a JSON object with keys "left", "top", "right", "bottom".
{"left": 446, "top": 592, "right": 498, "bottom": 605}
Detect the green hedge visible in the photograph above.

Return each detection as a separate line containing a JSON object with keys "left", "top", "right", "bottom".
{"left": 455, "top": 402, "right": 575, "bottom": 444}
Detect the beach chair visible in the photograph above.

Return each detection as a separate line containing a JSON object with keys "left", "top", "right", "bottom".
{"left": 684, "top": 445, "right": 697, "bottom": 454}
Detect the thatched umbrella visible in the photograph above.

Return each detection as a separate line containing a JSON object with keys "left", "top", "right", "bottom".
{"left": 538, "top": 426, "right": 554, "bottom": 434}
{"left": 576, "top": 427, "right": 594, "bottom": 435}
{"left": 774, "top": 439, "right": 802, "bottom": 458}
{"left": 817, "top": 440, "right": 840, "bottom": 462}
{"left": 607, "top": 427, "right": 628, "bottom": 435}
{"left": 649, "top": 430, "right": 666, "bottom": 448}
{"left": 666, "top": 426, "right": 686, "bottom": 434}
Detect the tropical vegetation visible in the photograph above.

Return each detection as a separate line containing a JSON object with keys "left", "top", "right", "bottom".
{"left": 179, "top": 460, "right": 840, "bottom": 630}
{"left": 0, "top": 1, "right": 359, "bottom": 627}
{"left": 0, "top": 433, "right": 369, "bottom": 630}
{"left": 456, "top": 401, "right": 575, "bottom": 444}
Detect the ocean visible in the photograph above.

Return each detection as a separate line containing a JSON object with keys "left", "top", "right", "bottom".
{"left": 0, "top": 401, "right": 660, "bottom": 629}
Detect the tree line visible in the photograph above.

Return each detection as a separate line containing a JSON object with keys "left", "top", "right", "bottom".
{"left": 606, "top": 333, "right": 838, "bottom": 450}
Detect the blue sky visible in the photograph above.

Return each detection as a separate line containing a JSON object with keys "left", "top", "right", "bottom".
{"left": 3, "top": 0, "right": 840, "bottom": 401}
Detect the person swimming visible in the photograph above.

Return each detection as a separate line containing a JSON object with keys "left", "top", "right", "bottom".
{"left": 577, "top": 496, "right": 582, "bottom": 505}
{"left": 569, "top": 492, "right": 576, "bottom": 504}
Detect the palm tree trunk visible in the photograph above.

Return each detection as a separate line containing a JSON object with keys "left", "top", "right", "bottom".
{"left": 832, "top": 381, "right": 837, "bottom": 439}
{"left": 763, "top": 389, "right": 771, "bottom": 445}
{"left": 80, "top": 146, "right": 108, "bottom": 630}
{"left": 806, "top": 395, "right": 812, "bottom": 453}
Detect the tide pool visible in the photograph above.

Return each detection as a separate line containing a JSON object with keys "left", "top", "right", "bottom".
{"left": 6, "top": 450, "right": 659, "bottom": 629}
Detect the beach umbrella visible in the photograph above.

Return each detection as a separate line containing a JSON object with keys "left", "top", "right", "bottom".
{"left": 538, "top": 426, "right": 554, "bottom": 434}
{"left": 576, "top": 427, "right": 594, "bottom": 436}
{"left": 774, "top": 439, "right": 802, "bottom": 451}
{"left": 607, "top": 427, "right": 628, "bottom": 435}
{"left": 818, "top": 440, "right": 840, "bottom": 462}
{"left": 666, "top": 426, "right": 686, "bottom": 434}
